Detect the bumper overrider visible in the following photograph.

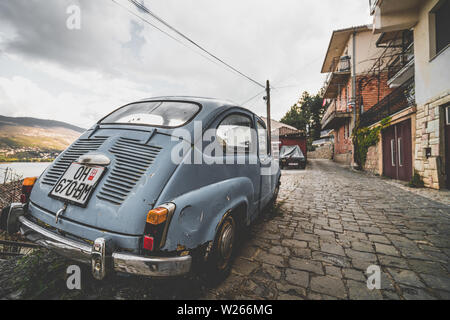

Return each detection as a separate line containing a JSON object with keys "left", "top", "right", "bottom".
{"left": 6, "top": 204, "right": 191, "bottom": 280}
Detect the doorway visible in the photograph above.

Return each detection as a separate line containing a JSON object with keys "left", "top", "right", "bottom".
{"left": 382, "top": 119, "right": 412, "bottom": 181}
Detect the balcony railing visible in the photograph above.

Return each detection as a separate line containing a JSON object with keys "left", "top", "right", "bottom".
{"left": 322, "top": 101, "right": 337, "bottom": 125}
{"left": 323, "top": 56, "right": 351, "bottom": 99}
{"left": 387, "top": 42, "right": 414, "bottom": 82}
{"left": 321, "top": 100, "right": 352, "bottom": 130}
{"left": 359, "top": 77, "right": 415, "bottom": 127}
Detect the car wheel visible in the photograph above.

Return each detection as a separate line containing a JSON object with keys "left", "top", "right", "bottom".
{"left": 203, "top": 214, "right": 237, "bottom": 284}
{"left": 273, "top": 182, "right": 280, "bottom": 203}
{"left": 0, "top": 205, "right": 10, "bottom": 231}
{"left": 266, "top": 179, "right": 280, "bottom": 214}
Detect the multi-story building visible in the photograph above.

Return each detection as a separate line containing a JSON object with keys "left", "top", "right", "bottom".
{"left": 320, "top": 25, "right": 393, "bottom": 165}
{"left": 359, "top": 28, "right": 416, "bottom": 182}
{"left": 321, "top": 0, "right": 449, "bottom": 189}
{"left": 369, "top": 0, "right": 450, "bottom": 188}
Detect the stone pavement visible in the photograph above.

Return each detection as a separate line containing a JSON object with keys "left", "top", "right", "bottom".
{"left": 206, "top": 160, "right": 450, "bottom": 300}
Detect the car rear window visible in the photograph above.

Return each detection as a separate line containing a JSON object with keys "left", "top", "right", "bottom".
{"left": 100, "top": 101, "right": 200, "bottom": 127}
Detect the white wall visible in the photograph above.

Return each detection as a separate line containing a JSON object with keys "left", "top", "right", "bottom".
{"left": 354, "top": 30, "right": 388, "bottom": 74}
{"left": 414, "top": 0, "right": 450, "bottom": 105}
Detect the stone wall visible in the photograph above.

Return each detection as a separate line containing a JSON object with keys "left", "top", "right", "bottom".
{"left": 364, "top": 141, "right": 381, "bottom": 175}
{"left": 334, "top": 152, "right": 352, "bottom": 165}
{"left": 414, "top": 93, "right": 449, "bottom": 189}
{"left": 309, "top": 143, "right": 333, "bottom": 160}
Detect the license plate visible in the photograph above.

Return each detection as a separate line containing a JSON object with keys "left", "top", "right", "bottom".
{"left": 288, "top": 163, "right": 298, "bottom": 166}
{"left": 49, "top": 163, "right": 106, "bottom": 207}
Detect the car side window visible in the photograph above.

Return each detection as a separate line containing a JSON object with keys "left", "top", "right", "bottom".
{"left": 257, "top": 121, "right": 269, "bottom": 158}
{"left": 217, "top": 114, "right": 253, "bottom": 154}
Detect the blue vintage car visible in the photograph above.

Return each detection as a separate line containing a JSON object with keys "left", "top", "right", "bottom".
{"left": 2, "top": 97, "right": 281, "bottom": 280}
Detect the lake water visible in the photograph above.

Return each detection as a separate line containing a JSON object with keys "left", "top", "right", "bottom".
{"left": 0, "top": 162, "right": 50, "bottom": 183}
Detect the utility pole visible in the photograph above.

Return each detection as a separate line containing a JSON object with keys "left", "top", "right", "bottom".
{"left": 351, "top": 30, "right": 357, "bottom": 128}
{"left": 265, "top": 80, "right": 272, "bottom": 153}
{"left": 351, "top": 30, "right": 357, "bottom": 169}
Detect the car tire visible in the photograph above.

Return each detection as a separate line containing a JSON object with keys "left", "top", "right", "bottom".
{"left": 269, "top": 179, "right": 280, "bottom": 209}
{"left": 203, "top": 214, "right": 237, "bottom": 285}
{"left": 0, "top": 205, "right": 10, "bottom": 231}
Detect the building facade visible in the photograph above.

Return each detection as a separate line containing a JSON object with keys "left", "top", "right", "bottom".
{"left": 371, "top": 0, "right": 450, "bottom": 189}
{"left": 320, "top": 0, "right": 449, "bottom": 189}
{"left": 359, "top": 28, "right": 416, "bottom": 182}
{"left": 320, "top": 25, "right": 393, "bottom": 165}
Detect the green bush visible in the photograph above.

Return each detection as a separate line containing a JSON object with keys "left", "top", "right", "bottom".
{"left": 409, "top": 171, "right": 424, "bottom": 188}
{"left": 352, "top": 117, "right": 391, "bottom": 169}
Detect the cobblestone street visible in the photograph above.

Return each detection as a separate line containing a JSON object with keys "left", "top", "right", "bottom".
{"left": 1, "top": 159, "right": 450, "bottom": 300}
{"left": 207, "top": 160, "right": 450, "bottom": 300}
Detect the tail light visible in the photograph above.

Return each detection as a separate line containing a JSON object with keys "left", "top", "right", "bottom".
{"left": 143, "top": 236, "right": 154, "bottom": 251}
{"left": 142, "top": 203, "right": 175, "bottom": 254}
{"left": 21, "top": 177, "right": 37, "bottom": 203}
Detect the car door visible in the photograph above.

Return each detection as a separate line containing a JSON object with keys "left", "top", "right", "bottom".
{"left": 213, "top": 111, "right": 261, "bottom": 218}
{"left": 256, "top": 119, "right": 273, "bottom": 209}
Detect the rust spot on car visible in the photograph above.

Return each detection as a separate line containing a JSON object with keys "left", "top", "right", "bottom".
{"left": 204, "top": 241, "right": 213, "bottom": 261}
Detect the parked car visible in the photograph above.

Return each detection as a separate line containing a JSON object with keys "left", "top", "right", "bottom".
{"left": 279, "top": 145, "right": 306, "bottom": 169}
{"left": 0, "top": 97, "right": 281, "bottom": 281}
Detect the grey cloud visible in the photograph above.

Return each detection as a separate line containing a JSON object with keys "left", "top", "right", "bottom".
{"left": 0, "top": 0, "right": 132, "bottom": 74}
{"left": 0, "top": 0, "right": 371, "bottom": 122}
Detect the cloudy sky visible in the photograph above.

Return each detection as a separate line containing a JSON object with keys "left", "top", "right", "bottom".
{"left": 0, "top": 0, "right": 371, "bottom": 128}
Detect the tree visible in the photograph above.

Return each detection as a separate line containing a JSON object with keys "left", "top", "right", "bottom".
{"left": 280, "top": 91, "right": 325, "bottom": 150}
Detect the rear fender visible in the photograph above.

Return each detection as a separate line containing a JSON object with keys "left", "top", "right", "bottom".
{"left": 160, "top": 177, "right": 252, "bottom": 252}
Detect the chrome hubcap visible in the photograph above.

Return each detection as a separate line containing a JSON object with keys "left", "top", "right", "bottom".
{"left": 217, "top": 218, "right": 235, "bottom": 269}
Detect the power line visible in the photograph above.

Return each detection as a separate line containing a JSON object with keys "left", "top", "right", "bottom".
{"left": 111, "top": 0, "right": 225, "bottom": 70}
{"left": 121, "top": 0, "right": 266, "bottom": 89}
{"left": 240, "top": 90, "right": 266, "bottom": 105}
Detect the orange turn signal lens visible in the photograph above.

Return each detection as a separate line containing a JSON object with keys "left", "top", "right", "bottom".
{"left": 23, "top": 177, "right": 37, "bottom": 187}
{"left": 146, "top": 207, "right": 169, "bottom": 225}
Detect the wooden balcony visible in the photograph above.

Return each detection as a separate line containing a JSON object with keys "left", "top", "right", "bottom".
{"left": 323, "top": 56, "right": 351, "bottom": 99}
{"left": 321, "top": 101, "right": 352, "bottom": 130}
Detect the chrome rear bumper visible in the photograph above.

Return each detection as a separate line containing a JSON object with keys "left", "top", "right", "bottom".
{"left": 10, "top": 205, "right": 191, "bottom": 279}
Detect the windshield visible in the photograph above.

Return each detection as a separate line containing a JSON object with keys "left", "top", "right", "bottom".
{"left": 100, "top": 101, "right": 200, "bottom": 127}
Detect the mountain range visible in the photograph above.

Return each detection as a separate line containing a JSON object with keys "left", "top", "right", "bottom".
{"left": 0, "top": 115, "right": 86, "bottom": 151}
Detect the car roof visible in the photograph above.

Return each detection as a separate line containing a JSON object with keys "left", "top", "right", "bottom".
{"left": 103, "top": 96, "right": 259, "bottom": 135}
{"left": 135, "top": 96, "right": 259, "bottom": 124}
{"left": 138, "top": 96, "right": 238, "bottom": 110}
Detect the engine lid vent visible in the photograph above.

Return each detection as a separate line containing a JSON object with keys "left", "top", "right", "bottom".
{"left": 42, "top": 137, "right": 108, "bottom": 186}
{"left": 97, "top": 137, "right": 161, "bottom": 205}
